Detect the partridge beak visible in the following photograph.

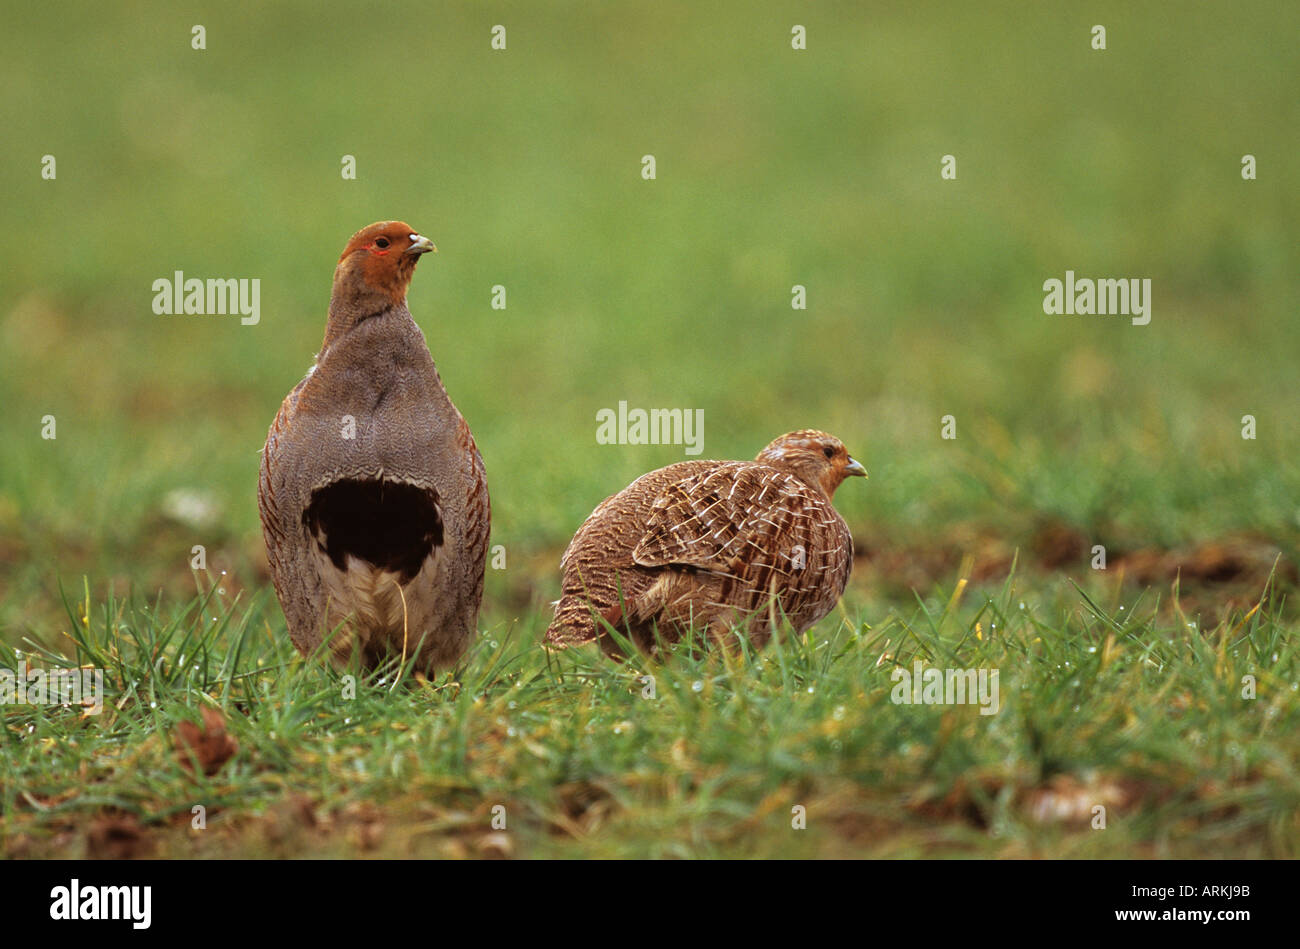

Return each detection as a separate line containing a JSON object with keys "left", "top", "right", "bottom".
{"left": 406, "top": 234, "right": 437, "bottom": 256}
{"left": 845, "top": 457, "right": 868, "bottom": 478}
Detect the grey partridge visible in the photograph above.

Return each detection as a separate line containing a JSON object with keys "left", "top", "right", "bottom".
{"left": 258, "top": 221, "right": 490, "bottom": 672}
{"left": 545, "top": 430, "right": 866, "bottom": 656}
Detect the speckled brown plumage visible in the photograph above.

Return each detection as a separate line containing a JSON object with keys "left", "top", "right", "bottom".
{"left": 258, "top": 222, "right": 489, "bottom": 673}
{"left": 545, "top": 431, "right": 866, "bottom": 655}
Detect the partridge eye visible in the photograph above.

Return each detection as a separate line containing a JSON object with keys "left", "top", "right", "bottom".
{"left": 374, "top": 237, "right": 390, "bottom": 249}
{"left": 823, "top": 446, "right": 835, "bottom": 459}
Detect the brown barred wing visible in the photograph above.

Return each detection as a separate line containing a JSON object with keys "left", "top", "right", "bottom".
{"left": 631, "top": 462, "right": 853, "bottom": 630}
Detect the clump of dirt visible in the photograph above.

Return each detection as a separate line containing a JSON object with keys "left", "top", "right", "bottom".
{"left": 86, "top": 812, "right": 154, "bottom": 859}
{"left": 854, "top": 521, "right": 1294, "bottom": 620}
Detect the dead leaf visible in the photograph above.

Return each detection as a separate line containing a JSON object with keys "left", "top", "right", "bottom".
{"left": 1021, "top": 773, "right": 1155, "bottom": 825}
{"left": 172, "top": 706, "right": 238, "bottom": 776}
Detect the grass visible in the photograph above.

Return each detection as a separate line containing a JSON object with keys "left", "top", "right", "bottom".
{"left": 0, "top": 1, "right": 1297, "bottom": 856}
{"left": 2, "top": 564, "right": 1295, "bottom": 858}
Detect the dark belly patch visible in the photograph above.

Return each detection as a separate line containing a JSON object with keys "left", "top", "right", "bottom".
{"left": 304, "top": 479, "right": 443, "bottom": 583}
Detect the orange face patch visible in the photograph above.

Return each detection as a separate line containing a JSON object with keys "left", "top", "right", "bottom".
{"left": 338, "top": 221, "right": 430, "bottom": 305}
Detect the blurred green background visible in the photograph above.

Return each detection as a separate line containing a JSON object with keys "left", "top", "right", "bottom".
{"left": 1, "top": 1, "right": 1297, "bottom": 640}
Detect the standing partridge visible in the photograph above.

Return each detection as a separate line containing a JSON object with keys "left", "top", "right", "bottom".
{"left": 545, "top": 430, "right": 866, "bottom": 655}
{"left": 258, "top": 221, "right": 489, "bottom": 672}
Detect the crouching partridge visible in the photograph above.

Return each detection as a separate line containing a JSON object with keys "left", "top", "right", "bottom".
{"left": 545, "top": 430, "right": 866, "bottom": 655}
{"left": 258, "top": 221, "right": 489, "bottom": 672}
